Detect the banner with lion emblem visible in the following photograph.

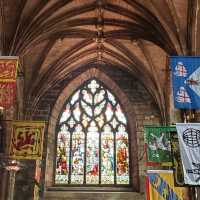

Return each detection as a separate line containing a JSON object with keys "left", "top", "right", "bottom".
{"left": 9, "top": 121, "right": 45, "bottom": 160}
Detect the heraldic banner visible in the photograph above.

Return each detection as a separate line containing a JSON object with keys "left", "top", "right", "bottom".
{"left": 146, "top": 170, "right": 185, "bottom": 200}
{"left": 176, "top": 123, "right": 200, "bottom": 185}
{"left": 144, "top": 126, "right": 175, "bottom": 166}
{"left": 9, "top": 121, "right": 45, "bottom": 160}
{"left": 0, "top": 57, "right": 18, "bottom": 108}
{"left": 170, "top": 56, "right": 200, "bottom": 109}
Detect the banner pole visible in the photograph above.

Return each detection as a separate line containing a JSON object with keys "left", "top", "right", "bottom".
{"left": 7, "top": 170, "right": 16, "bottom": 200}
{"left": 4, "top": 160, "right": 22, "bottom": 200}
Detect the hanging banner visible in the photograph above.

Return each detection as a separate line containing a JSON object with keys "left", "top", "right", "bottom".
{"left": 9, "top": 121, "right": 45, "bottom": 160}
{"left": 0, "top": 58, "right": 18, "bottom": 81}
{"left": 0, "top": 57, "right": 18, "bottom": 108}
{"left": 0, "top": 82, "right": 16, "bottom": 108}
{"left": 176, "top": 123, "right": 200, "bottom": 185}
{"left": 144, "top": 126, "right": 174, "bottom": 166}
{"left": 146, "top": 170, "right": 185, "bottom": 200}
{"left": 170, "top": 131, "right": 185, "bottom": 186}
{"left": 170, "top": 56, "right": 200, "bottom": 109}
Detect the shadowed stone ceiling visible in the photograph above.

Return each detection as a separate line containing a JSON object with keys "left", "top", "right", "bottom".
{"left": 0, "top": 0, "right": 199, "bottom": 121}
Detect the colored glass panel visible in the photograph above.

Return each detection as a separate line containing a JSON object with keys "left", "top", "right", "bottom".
{"left": 94, "top": 100, "right": 106, "bottom": 116}
{"left": 71, "top": 90, "right": 80, "bottom": 105}
{"left": 55, "top": 125, "right": 70, "bottom": 184}
{"left": 101, "top": 125, "right": 114, "bottom": 184}
{"left": 116, "top": 104, "right": 127, "bottom": 124}
{"left": 55, "top": 78, "right": 130, "bottom": 186}
{"left": 60, "top": 104, "right": 71, "bottom": 124}
{"left": 94, "top": 89, "right": 105, "bottom": 104}
{"left": 73, "top": 103, "right": 81, "bottom": 122}
{"left": 67, "top": 117, "right": 76, "bottom": 128}
{"left": 116, "top": 125, "right": 129, "bottom": 184}
{"left": 105, "top": 103, "right": 113, "bottom": 121}
{"left": 107, "top": 90, "right": 116, "bottom": 105}
{"left": 82, "top": 89, "right": 92, "bottom": 105}
{"left": 71, "top": 125, "right": 85, "bottom": 184}
{"left": 88, "top": 79, "right": 99, "bottom": 93}
{"left": 81, "top": 100, "right": 92, "bottom": 117}
{"left": 95, "top": 114, "right": 104, "bottom": 128}
{"left": 86, "top": 122, "right": 99, "bottom": 184}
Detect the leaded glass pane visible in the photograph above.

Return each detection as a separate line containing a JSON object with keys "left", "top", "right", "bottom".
{"left": 94, "top": 89, "right": 105, "bottom": 104}
{"left": 81, "top": 100, "right": 92, "bottom": 117}
{"left": 105, "top": 103, "right": 113, "bottom": 121}
{"left": 82, "top": 90, "right": 93, "bottom": 105}
{"left": 94, "top": 100, "right": 106, "bottom": 116}
{"left": 101, "top": 125, "right": 114, "bottom": 184}
{"left": 71, "top": 125, "right": 85, "bottom": 184}
{"left": 67, "top": 117, "right": 75, "bottom": 128}
{"left": 82, "top": 114, "right": 90, "bottom": 128}
{"left": 88, "top": 79, "right": 99, "bottom": 93}
{"left": 116, "top": 104, "right": 127, "bottom": 124}
{"left": 86, "top": 121, "right": 99, "bottom": 184}
{"left": 116, "top": 125, "right": 129, "bottom": 184}
{"left": 55, "top": 78, "right": 130, "bottom": 186}
{"left": 55, "top": 125, "right": 70, "bottom": 184}
{"left": 59, "top": 104, "right": 70, "bottom": 124}
{"left": 71, "top": 90, "right": 80, "bottom": 105}
{"left": 107, "top": 90, "right": 116, "bottom": 105}
{"left": 73, "top": 103, "right": 81, "bottom": 122}
{"left": 95, "top": 114, "right": 104, "bottom": 128}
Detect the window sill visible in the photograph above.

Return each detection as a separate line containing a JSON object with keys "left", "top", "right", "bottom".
{"left": 47, "top": 186, "right": 134, "bottom": 192}
{"left": 44, "top": 189, "right": 144, "bottom": 200}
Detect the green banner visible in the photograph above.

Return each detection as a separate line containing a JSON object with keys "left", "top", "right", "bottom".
{"left": 144, "top": 126, "right": 175, "bottom": 166}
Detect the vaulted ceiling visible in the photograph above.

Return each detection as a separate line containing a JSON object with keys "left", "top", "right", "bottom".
{"left": 0, "top": 0, "right": 199, "bottom": 121}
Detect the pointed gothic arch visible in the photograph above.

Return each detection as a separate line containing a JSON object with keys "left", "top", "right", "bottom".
{"left": 45, "top": 68, "right": 139, "bottom": 191}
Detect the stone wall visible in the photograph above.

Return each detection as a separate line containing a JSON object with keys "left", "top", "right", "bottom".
{"left": 12, "top": 66, "right": 161, "bottom": 200}
{"left": 42, "top": 67, "right": 161, "bottom": 200}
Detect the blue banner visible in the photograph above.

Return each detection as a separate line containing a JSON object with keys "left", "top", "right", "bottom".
{"left": 171, "top": 56, "right": 200, "bottom": 109}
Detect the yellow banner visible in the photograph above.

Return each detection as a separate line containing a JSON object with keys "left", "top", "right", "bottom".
{"left": 9, "top": 121, "right": 45, "bottom": 160}
{"left": 146, "top": 170, "right": 186, "bottom": 200}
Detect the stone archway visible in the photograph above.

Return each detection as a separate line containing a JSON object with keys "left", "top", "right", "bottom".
{"left": 44, "top": 68, "right": 140, "bottom": 195}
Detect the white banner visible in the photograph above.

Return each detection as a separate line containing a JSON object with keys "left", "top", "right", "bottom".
{"left": 176, "top": 123, "right": 200, "bottom": 185}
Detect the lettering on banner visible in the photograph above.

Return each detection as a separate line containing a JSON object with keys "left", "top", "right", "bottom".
{"left": 0, "top": 60, "right": 17, "bottom": 80}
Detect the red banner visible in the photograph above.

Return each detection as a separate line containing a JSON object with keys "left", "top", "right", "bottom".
{"left": 0, "top": 59, "right": 18, "bottom": 81}
{"left": 0, "top": 58, "right": 18, "bottom": 108}
{"left": 0, "top": 82, "right": 16, "bottom": 108}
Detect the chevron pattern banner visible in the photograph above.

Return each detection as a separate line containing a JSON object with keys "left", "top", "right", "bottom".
{"left": 146, "top": 170, "right": 185, "bottom": 200}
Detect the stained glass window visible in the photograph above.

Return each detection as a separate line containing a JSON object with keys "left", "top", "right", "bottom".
{"left": 55, "top": 79, "right": 130, "bottom": 185}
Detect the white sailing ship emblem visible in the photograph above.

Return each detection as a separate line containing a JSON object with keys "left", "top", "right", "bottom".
{"left": 174, "top": 62, "right": 187, "bottom": 77}
{"left": 176, "top": 87, "right": 191, "bottom": 103}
